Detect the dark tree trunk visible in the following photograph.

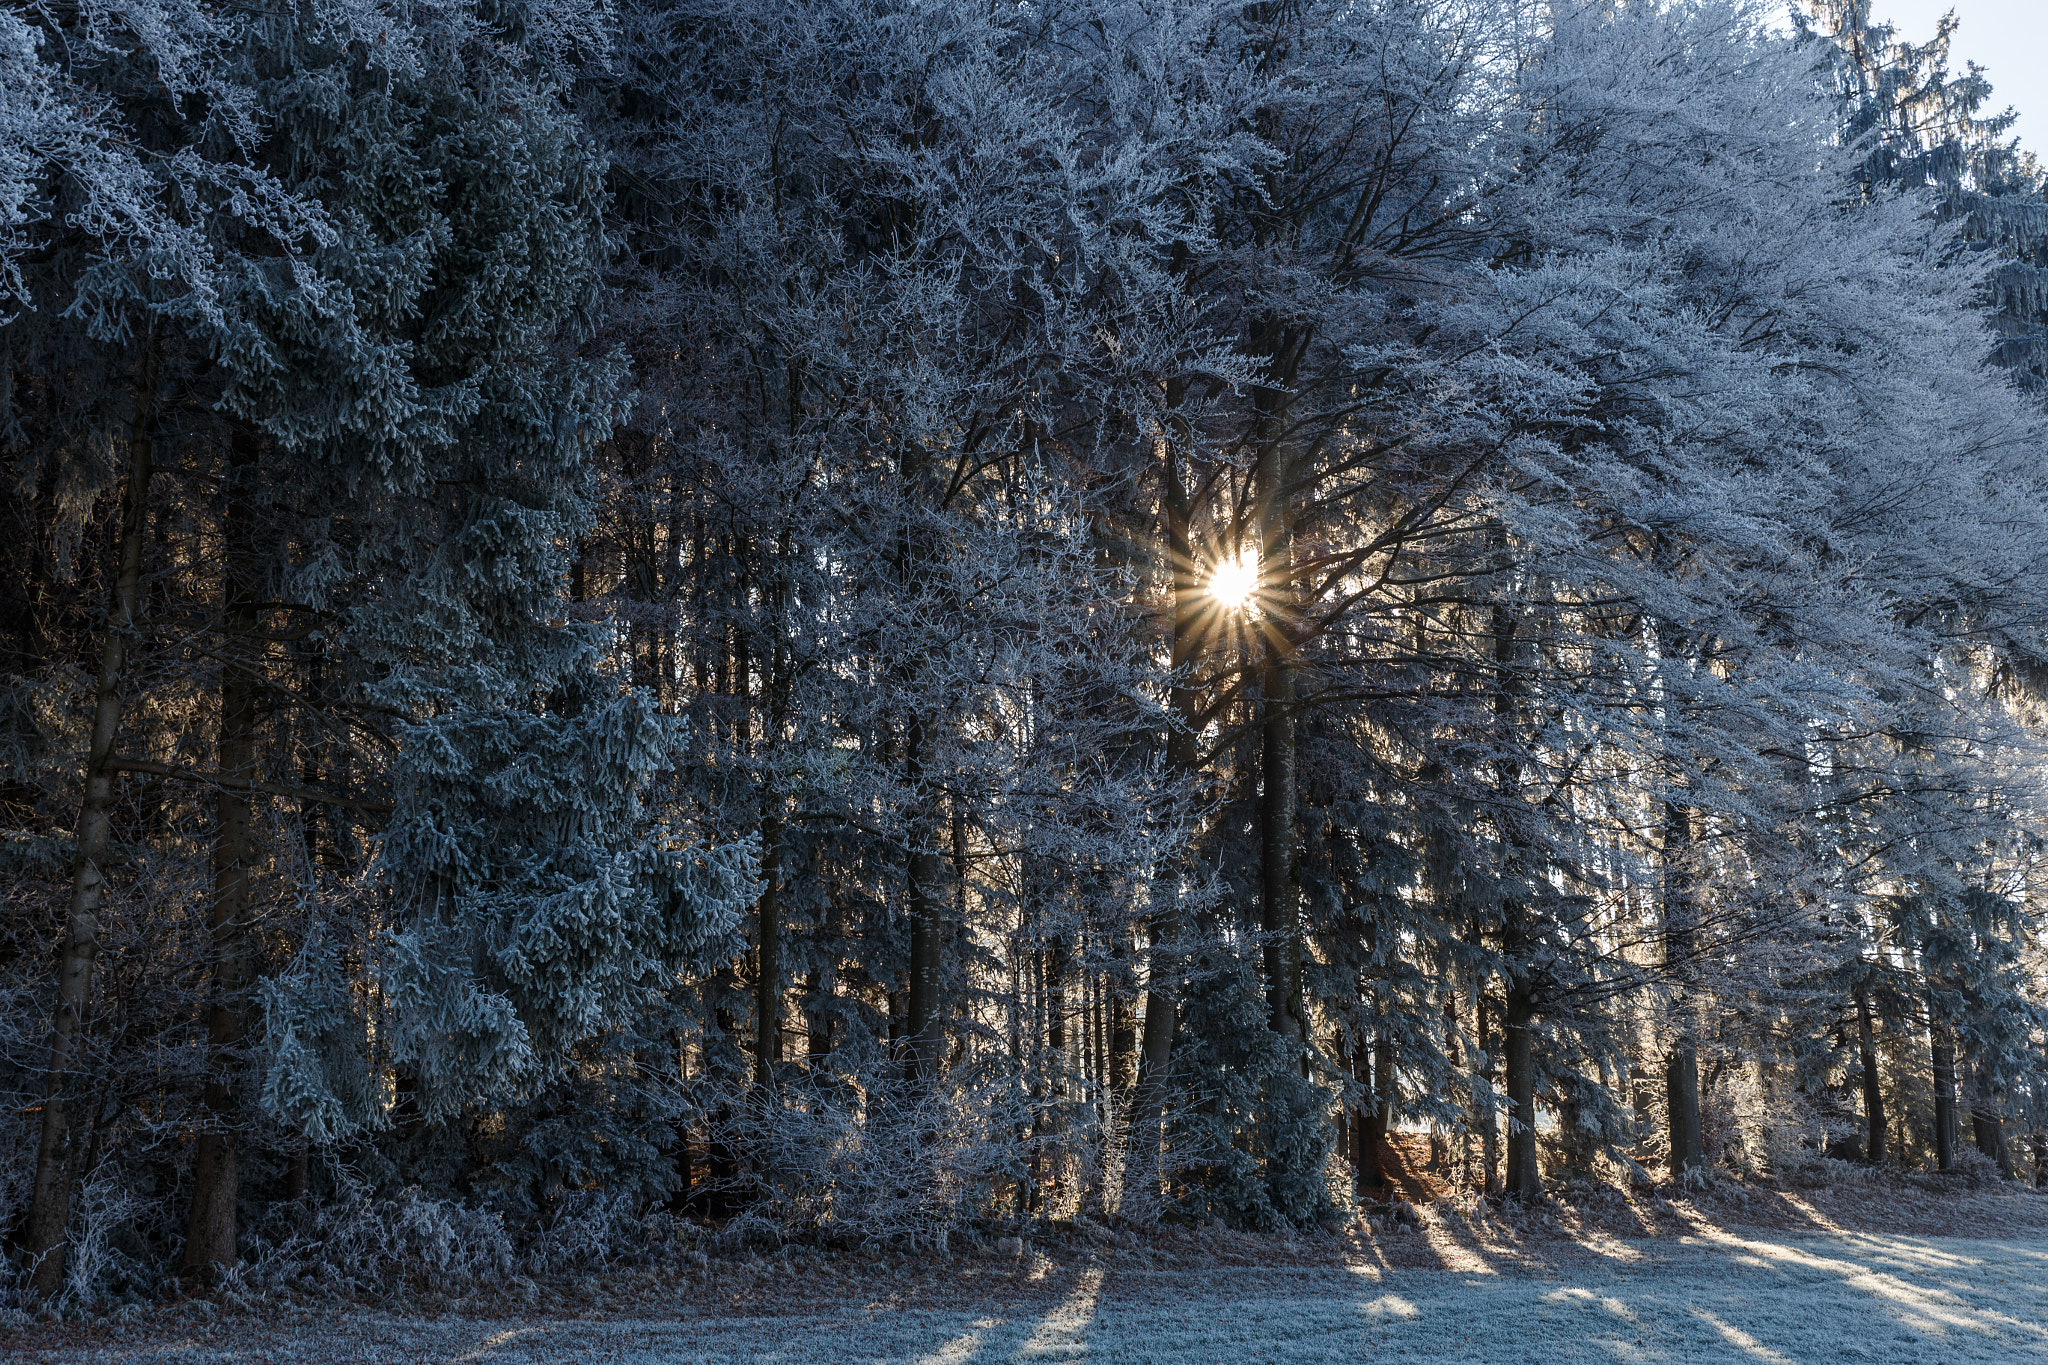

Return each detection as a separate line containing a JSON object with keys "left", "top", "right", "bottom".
{"left": 1972, "top": 1063, "right": 2015, "bottom": 1179}
{"left": 901, "top": 718, "right": 944, "bottom": 1087}
{"left": 1091, "top": 970, "right": 1108, "bottom": 1099}
{"left": 1045, "top": 941, "right": 1068, "bottom": 1096}
{"left": 1128, "top": 917, "right": 1177, "bottom": 1202}
{"left": 1109, "top": 932, "right": 1137, "bottom": 1095}
{"left": 1661, "top": 799, "right": 1703, "bottom": 1178}
{"left": 26, "top": 346, "right": 158, "bottom": 1300}
{"left": 753, "top": 814, "right": 781, "bottom": 1086}
{"left": 727, "top": 533, "right": 750, "bottom": 744}
{"left": 1254, "top": 414, "right": 1302, "bottom": 1053}
{"left": 698, "top": 1008, "right": 743, "bottom": 1217}
{"left": 1489, "top": 600, "right": 1538, "bottom": 1201}
{"left": 1334, "top": 1032, "right": 1357, "bottom": 1179}
{"left": 1125, "top": 437, "right": 1201, "bottom": 1198}
{"left": 1244, "top": 318, "right": 1309, "bottom": 1064}
{"left": 1666, "top": 1038, "right": 1703, "bottom": 1178}
{"left": 1477, "top": 988, "right": 1501, "bottom": 1196}
{"left": 1932, "top": 1032, "right": 1957, "bottom": 1173}
{"left": 1503, "top": 982, "right": 1541, "bottom": 1199}
{"left": 895, "top": 422, "right": 945, "bottom": 1091}
{"left": 1034, "top": 940, "right": 1070, "bottom": 1207}
{"left": 186, "top": 426, "right": 263, "bottom": 1279}
{"left": 805, "top": 973, "right": 833, "bottom": 1062}
{"left": 1856, "top": 981, "right": 1887, "bottom": 1165}
{"left": 754, "top": 538, "right": 793, "bottom": 1089}
{"left": 1258, "top": 641, "right": 1301, "bottom": 1048}
{"left": 1347, "top": 1029, "right": 1387, "bottom": 1191}
{"left": 1371, "top": 1028, "right": 1396, "bottom": 1175}
{"left": 660, "top": 472, "right": 685, "bottom": 713}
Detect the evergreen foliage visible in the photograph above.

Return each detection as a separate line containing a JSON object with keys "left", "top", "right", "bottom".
{"left": 6, "top": 0, "right": 2048, "bottom": 1308}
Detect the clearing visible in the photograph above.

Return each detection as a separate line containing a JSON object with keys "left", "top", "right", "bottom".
{"left": 10, "top": 1180, "right": 2048, "bottom": 1363}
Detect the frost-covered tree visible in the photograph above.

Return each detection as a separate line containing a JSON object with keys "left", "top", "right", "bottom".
{"left": 1796, "top": 2, "right": 2048, "bottom": 393}
{"left": 1162, "top": 0, "right": 2048, "bottom": 1206}
{"left": 1790, "top": 0, "right": 2048, "bottom": 1173}
{"left": 569, "top": 0, "right": 1249, "bottom": 1227}
{"left": 4, "top": 0, "right": 336, "bottom": 1297}
{"left": 208, "top": 2, "right": 759, "bottom": 1242}
{"left": 7, "top": 0, "right": 756, "bottom": 1291}
{"left": 10, "top": 0, "right": 2048, "bottom": 1303}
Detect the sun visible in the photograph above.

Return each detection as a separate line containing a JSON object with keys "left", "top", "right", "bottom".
{"left": 1208, "top": 553, "right": 1259, "bottom": 611}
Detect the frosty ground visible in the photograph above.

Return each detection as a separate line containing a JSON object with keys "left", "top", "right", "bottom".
{"left": 12, "top": 1181, "right": 2048, "bottom": 1364}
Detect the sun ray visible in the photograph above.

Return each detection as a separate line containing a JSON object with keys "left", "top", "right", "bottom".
{"left": 1209, "top": 553, "right": 1258, "bottom": 610}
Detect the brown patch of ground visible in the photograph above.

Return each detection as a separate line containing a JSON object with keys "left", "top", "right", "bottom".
{"left": 1361, "top": 1131, "right": 1455, "bottom": 1204}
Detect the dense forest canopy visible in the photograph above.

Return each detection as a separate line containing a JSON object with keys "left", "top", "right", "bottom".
{"left": 6, "top": 0, "right": 2048, "bottom": 1309}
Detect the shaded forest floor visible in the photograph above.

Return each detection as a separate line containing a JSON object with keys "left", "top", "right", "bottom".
{"left": 9, "top": 1173, "right": 2048, "bottom": 1362}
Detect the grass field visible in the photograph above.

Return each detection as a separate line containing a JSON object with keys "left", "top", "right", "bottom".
{"left": 12, "top": 1222, "right": 2048, "bottom": 1364}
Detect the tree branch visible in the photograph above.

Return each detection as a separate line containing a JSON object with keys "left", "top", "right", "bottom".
{"left": 105, "top": 757, "right": 392, "bottom": 814}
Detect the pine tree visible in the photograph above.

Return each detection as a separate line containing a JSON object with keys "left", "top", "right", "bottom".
{"left": 213, "top": 3, "right": 759, "bottom": 1228}
{"left": 10, "top": 1, "right": 2048, "bottom": 1295}
{"left": 6, "top": 0, "right": 333, "bottom": 1295}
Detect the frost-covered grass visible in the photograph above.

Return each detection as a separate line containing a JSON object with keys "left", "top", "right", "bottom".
{"left": 13, "top": 1226, "right": 2048, "bottom": 1363}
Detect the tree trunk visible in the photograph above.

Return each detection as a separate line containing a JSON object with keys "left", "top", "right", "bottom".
{"left": 1490, "top": 600, "right": 1536, "bottom": 1200}
{"left": 1666, "top": 1038, "right": 1703, "bottom": 1179}
{"left": 1127, "top": 920, "right": 1177, "bottom": 1206}
{"left": 1258, "top": 641, "right": 1301, "bottom": 1048}
{"left": 1335, "top": 1031, "right": 1363, "bottom": 1188}
{"left": 1348, "top": 1026, "right": 1387, "bottom": 1191}
{"left": 1046, "top": 941, "right": 1069, "bottom": 1098}
{"left": 727, "top": 534, "right": 749, "bottom": 744}
{"left": 805, "top": 973, "right": 833, "bottom": 1062}
{"left": 1350, "top": 1026, "right": 1394, "bottom": 1192}
{"left": 1439, "top": 991, "right": 1460, "bottom": 1178}
{"left": 1254, "top": 416, "right": 1302, "bottom": 1053}
{"left": 1109, "top": 932, "right": 1137, "bottom": 1095}
{"left": 952, "top": 802, "right": 978, "bottom": 1077}
{"left": 754, "top": 548, "right": 795, "bottom": 1087}
{"left": 901, "top": 745, "right": 944, "bottom": 1087}
{"left": 753, "top": 813, "right": 781, "bottom": 1086}
{"left": 1972, "top": 1063, "right": 2015, "bottom": 1179}
{"left": 1037, "top": 940, "right": 1070, "bottom": 1206}
{"left": 1476, "top": 987, "right": 1500, "bottom": 1196}
{"left": 1503, "top": 982, "right": 1541, "bottom": 1199}
{"left": 185, "top": 425, "right": 264, "bottom": 1279}
{"left": 25, "top": 345, "right": 158, "bottom": 1300}
{"left": 896, "top": 429, "right": 944, "bottom": 1090}
{"left": 1371, "top": 1027, "right": 1396, "bottom": 1174}
{"left": 1932, "top": 1031, "right": 1957, "bottom": 1173}
{"left": 1125, "top": 437, "right": 1202, "bottom": 1199}
{"left": 1090, "top": 969, "right": 1108, "bottom": 1100}
{"left": 1856, "top": 980, "right": 1887, "bottom": 1165}
{"left": 1661, "top": 799, "right": 1703, "bottom": 1179}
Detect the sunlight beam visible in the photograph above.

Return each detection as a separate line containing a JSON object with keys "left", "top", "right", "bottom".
{"left": 1209, "top": 553, "right": 1258, "bottom": 610}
